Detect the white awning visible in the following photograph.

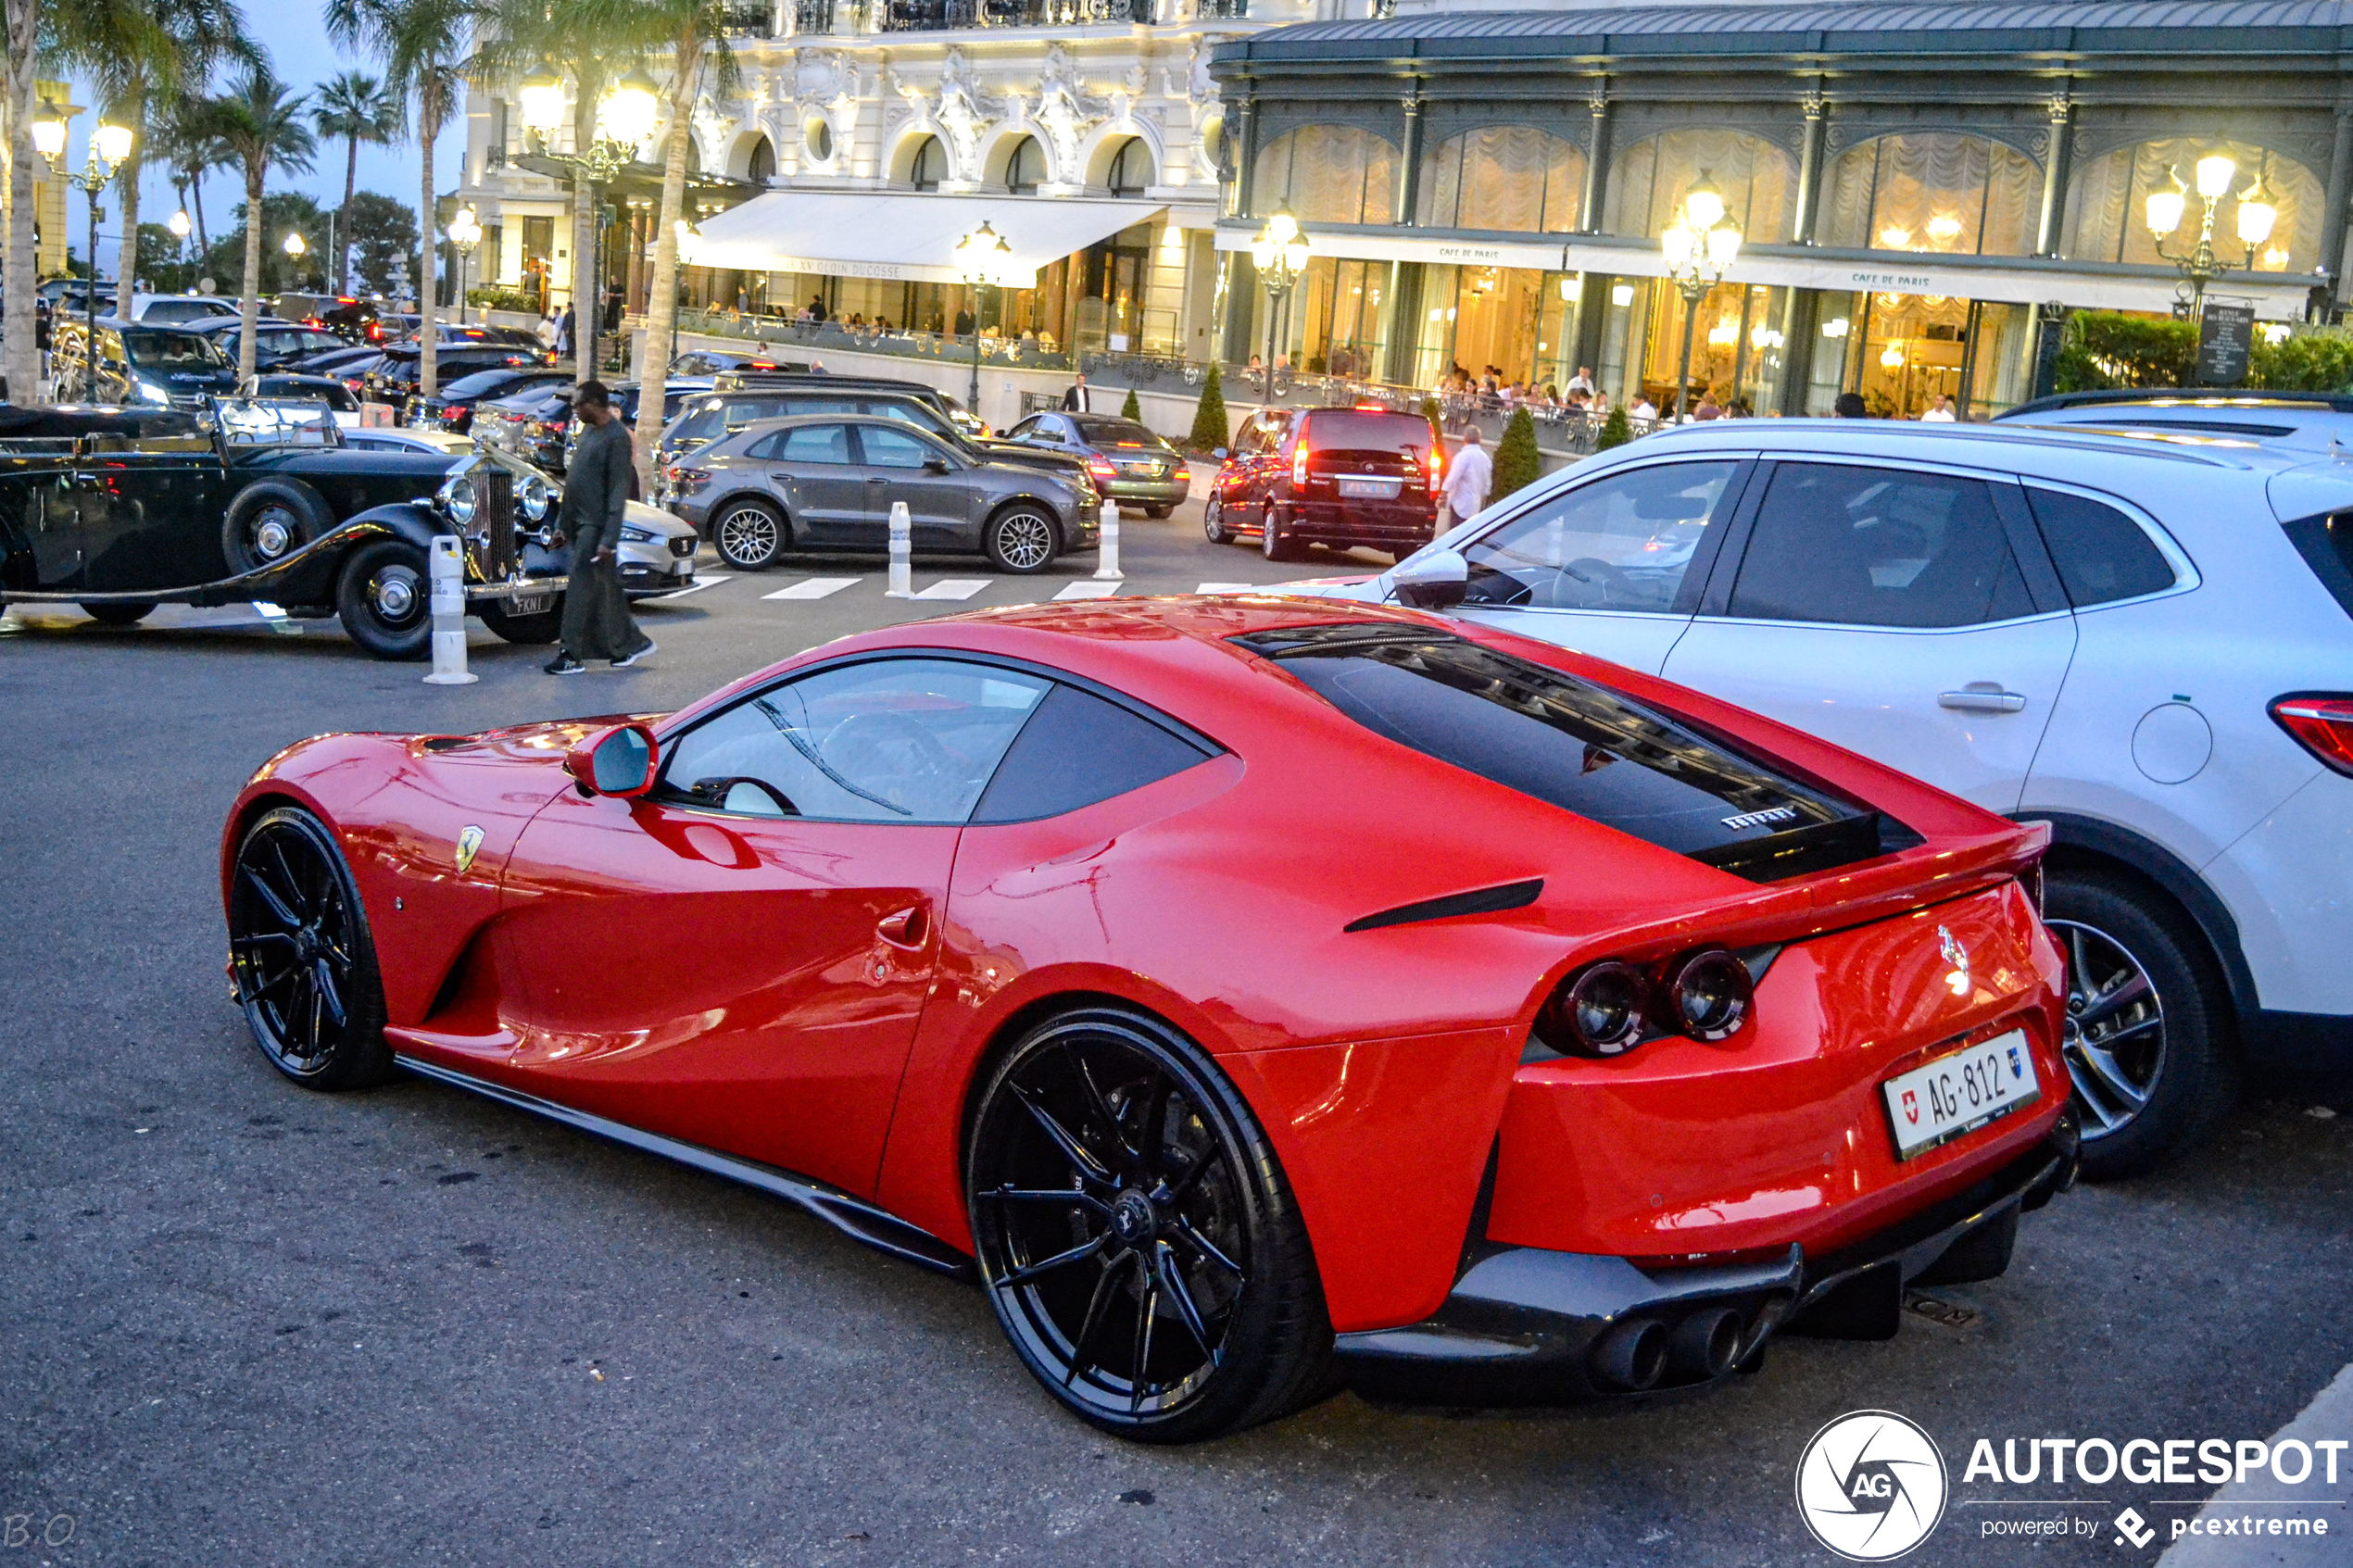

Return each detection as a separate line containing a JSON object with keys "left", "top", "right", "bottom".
{"left": 690, "top": 192, "right": 1165, "bottom": 290}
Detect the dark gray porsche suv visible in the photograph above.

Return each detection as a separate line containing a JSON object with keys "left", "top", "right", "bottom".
{"left": 665, "top": 414, "right": 1100, "bottom": 574}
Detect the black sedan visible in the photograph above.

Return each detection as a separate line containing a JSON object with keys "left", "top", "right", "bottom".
{"left": 240, "top": 374, "right": 366, "bottom": 425}
{"left": 665, "top": 413, "right": 1099, "bottom": 574}
{"left": 472, "top": 383, "right": 575, "bottom": 474}
{"left": 1002, "top": 411, "right": 1190, "bottom": 517}
{"left": 362, "top": 346, "right": 549, "bottom": 414}
{"left": 404, "top": 365, "right": 575, "bottom": 433}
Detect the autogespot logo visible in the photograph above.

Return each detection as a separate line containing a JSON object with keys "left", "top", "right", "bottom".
{"left": 1796, "top": 1410, "right": 1951, "bottom": 1561}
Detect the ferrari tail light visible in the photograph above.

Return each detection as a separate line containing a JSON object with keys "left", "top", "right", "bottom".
{"left": 1539, "top": 948, "right": 1755, "bottom": 1057}
{"left": 1540, "top": 961, "right": 1651, "bottom": 1057}
{"left": 1292, "top": 438, "right": 1310, "bottom": 489}
{"left": 1666, "top": 949, "right": 1752, "bottom": 1042}
{"left": 2271, "top": 694, "right": 2353, "bottom": 776}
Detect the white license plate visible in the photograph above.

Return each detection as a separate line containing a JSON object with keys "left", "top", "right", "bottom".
{"left": 507, "top": 593, "right": 549, "bottom": 614}
{"left": 1881, "top": 1028, "right": 2040, "bottom": 1161}
{"left": 1337, "top": 477, "right": 1401, "bottom": 498}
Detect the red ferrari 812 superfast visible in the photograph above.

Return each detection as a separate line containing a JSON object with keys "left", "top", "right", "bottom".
{"left": 221, "top": 596, "right": 2077, "bottom": 1441}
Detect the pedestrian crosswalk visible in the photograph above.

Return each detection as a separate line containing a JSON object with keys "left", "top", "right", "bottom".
{"left": 912, "top": 579, "right": 992, "bottom": 601}
{"left": 1051, "top": 581, "right": 1124, "bottom": 601}
{"left": 692, "top": 572, "right": 1321, "bottom": 608}
{"left": 760, "top": 576, "right": 859, "bottom": 601}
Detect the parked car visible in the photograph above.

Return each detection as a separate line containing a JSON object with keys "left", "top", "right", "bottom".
{"left": 711, "top": 370, "right": 986, "bottom": 436}
{"left": 219, "top": 596, "right": 2076, "bottom": 1438}
{"left": 1204, "top": 404, "right": 1442, "bottom": 561}
{"left": 473, "top": 383, "right": 575, "bottom": 474}
{"left": 404, "top": 365, "right": 574, "bottom": 433}
{"left": 46, "top": 316, "right": 241, "bottom": 407}
{"left": 1287, "top": 418, "right": 2353, "bottom": 1178}
{"left": 361, "top": 345, "right": 548, "bottom": 413}
{"left": 668, "top": 348, "right": 810, "bottom": 377}
{"left": 273, "top": 294, "right": 385, "bottom": 344}
{"left": 1996, "top": 390, "right": 2353, "bottom": 455}
{"left": 0, "top": 402, "right": 568, "bottom": 658}
{"left": 558, "top": 378, "right": 713, "bottom": 472}
{"left": 240, "top": 374, "right": 365, "bottom": 427}
{"left": 1002, "top": 411, "right": 1189, "bottom": 517}
{"left": 665, "top": 412, "right": 1098, "bottom": 573}
{"left": 124, "top": 293, "right": 243, "bottom": 326}
{"left": 189, "top": 317, "right": 351, "bottom": 371}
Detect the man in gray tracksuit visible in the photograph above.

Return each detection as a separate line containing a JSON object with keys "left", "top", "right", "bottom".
{"left": 546, "top": 380, "right": 653, "bottom": 674}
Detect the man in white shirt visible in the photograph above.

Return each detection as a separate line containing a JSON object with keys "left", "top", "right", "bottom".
{"left": 1629, "top": 393, "right": 1657, "bottom": 420}
{"left": 1442, "top": 426, "right": 1492, "bottom": 526}
{"left": 1920, "top": 392, "right": 1957, "bottom": 421}
{"left": 1566, "top": 365, "right": 1596, "bottom": 397}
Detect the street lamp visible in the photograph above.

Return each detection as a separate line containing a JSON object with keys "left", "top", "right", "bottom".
{"left": 447, "top": 206, "right": 483, "bottom": 323}
{"left": 283, "top": 231, "right": 308, "bottom": 294}
{"left": 32, "top": 97, "right": 134, "bottom": 398}
{"left": 953, "top": 220, "right": 1013, "bottom": 412}
{"left": 2145, "top": 151, "right": 2280, "bottom": 309}
{"left": 1659, "top": 172, "right": 1743, "bottom": 422}
{"left": 1249, "top": 206, "right": 1309, "bottom": 401}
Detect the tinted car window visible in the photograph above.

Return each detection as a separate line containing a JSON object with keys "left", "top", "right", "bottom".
{"left": 1070, "top": 417, "right": 1161, "bottom": 447}
{"left": 2281, "top": 509, "right": 2353, "bottom": 621}
{"left": 858, "top": 424, "right": 943, "bottom": 470}
{"left": 659, "top": 659, "right": 1051, "bottom": 823}
{"left": 1299, "top": 410, "right": 1430, "bottom": 458}
{"left": 122, "top": 330, "right": 227, "bottom": 369}
{"left": 862, "top": 400, "right": 954, "bottom": 439}
{"left": 2022, "top": 485, "right": 2176, "bottom": 607}
{"left": 443, "top": 368, "right": 528, "bottom": 397}
{"left": 749, "top": 423, "right": 854, "bottom": 463}
{"left": 1729, "top": 462, "right": 2032, "bottom": 628}
{"left": 1465, "top": 460, "right": 1738, "bottom": 612}
{"left": 972, "top": 684, "right": 1213, "bottom": 822}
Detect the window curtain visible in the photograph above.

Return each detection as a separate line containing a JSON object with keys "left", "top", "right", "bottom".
{"left": 1603, "top": 130, "right": 1794, "bottom": 244}
{"left": 1819, "top": 133, "right": 2041, "bottom": 257}
{"left": 1417, "top": 127, "right": 1584, "bottom": 232}
{"left": 1252, "top": 126, "right": 1398, "bottom": 225}
{"left": 2064, "top": 138, "right": 2322, "bottom": 271}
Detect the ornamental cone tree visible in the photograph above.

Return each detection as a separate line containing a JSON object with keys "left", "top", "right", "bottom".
{"left": 1491, "top": 407, "right": 1541, "bottom": 504}
{"left": 1188, "top": 362, "right": 1229, "bottom": 452}
{"left": 1595, "top": 403, "right": 1634, "bottom": 450}
{"left": 1121, "top": 386, "right": 1142, "bottom": 421}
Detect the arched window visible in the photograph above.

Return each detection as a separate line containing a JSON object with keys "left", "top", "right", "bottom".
{"left": 1004, "top": 135, "right": 1047, "bottom": 194}
{"left": 747, "top": 135, "right": 776, "bottom": 185}
{"left": 1105, "top": 136, "right": 1152, "bottom": 197}
{"left": 909, "top": 134, "right": 947, "bottom": 193}
{"left": 1252, "top": 126, "right": 1396, "bottom": 225}
{"left": 1604, "top": 130, "right": 1794, "bottom": 245}
{"left": 1418, "top": 126, "right": 1584, "bottom": 232}
{"left": 1819, "top": 133, "right": 2041, "bottom": 257}
{"left": 2066, "top": 138, "right": 2323, "bottom": 272}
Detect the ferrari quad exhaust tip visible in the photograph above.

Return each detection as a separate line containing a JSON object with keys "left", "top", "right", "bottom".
{"left": 1669, "top": 1307, "right": 1743, "bottom": 1380}
{"left": 1590, "top": 1318, "right": 1668, "bottom": 1391}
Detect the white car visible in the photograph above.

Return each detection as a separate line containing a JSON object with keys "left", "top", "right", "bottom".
{"left": 123, "top": 292, "right": 243, "bottom": 326}
{"left": 1286, "top": 418, "right": 2353, "bottom": 1178}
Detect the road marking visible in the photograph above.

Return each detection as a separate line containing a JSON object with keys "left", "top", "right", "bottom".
{"left": 762, "top": 576, "right": 861, "bottom": 601}
{"left": 1195, "top": 582, "right": 1256, "bottom": 594}
{"left": 1052, "top": 580, "right": 1123, "bottom": 601}
{"left": 913, "top": 579, "right": 991, "bottom": 601}
{"left": 648, "top": 572, "right": 735, "bottom": 600}
{"left": 253, "top": 601, "right": 303, "bottom": 635}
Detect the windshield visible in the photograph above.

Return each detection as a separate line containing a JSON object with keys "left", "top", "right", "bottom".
{"left": 256, "top": 378, "right": 359, "bottom": 411}
{"left": 212, "top": 397, "right": 345, "bottom": 446}
{"left": 122, "top": 330, "right": 228, "bottom": 370}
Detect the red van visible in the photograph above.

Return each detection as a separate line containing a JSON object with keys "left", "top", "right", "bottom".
{"left": 1203, "top": 404, "right": 1442, "bottom": 561}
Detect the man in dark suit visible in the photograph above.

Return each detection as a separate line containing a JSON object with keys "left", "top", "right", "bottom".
{"left": 546, "top": 381, "right": 654, "bottom": 674}
{"left": 1063, "top": 372, "right": 1089, "bottom": 412}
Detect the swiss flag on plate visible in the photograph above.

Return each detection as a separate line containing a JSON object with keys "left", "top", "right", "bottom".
{"left": 1902, "top": 1089, "right": 1919, "bottom": 1125}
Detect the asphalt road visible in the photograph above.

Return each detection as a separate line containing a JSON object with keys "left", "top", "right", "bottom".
{"left": 4, "top": 487, "right": 2350, "bottom": 1568}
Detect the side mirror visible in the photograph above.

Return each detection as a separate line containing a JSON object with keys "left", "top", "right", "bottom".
{"left": 923, "top": 455, "right": 951, "bottom": 474}
{"left": 1212, "top": 446, "right": 1228, "bottom": 460}
{"left": 1391, "top": 547, "right": 1470, "bottom": 610}
{"left": 564, "top": 721, "right": 659, "bottom": 798}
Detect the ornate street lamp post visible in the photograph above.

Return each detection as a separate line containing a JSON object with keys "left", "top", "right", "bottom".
{"left": 517, "top": 62, "right": 661, "bottom": 372}
{"left": 1660, "top": 174, "right": 1742, "bottom": 422}
{"left": 1249, "top": 206, "right": 1309, "bottom": 402}
{"left": 31, "top": 98, "right": 133, "bottom": 398}
{"left": 283, "top": 229, "right": 308, "bottom": 293}
{"left": 2145, "top": 152, "right": 2279, "bottom": 311}
{"left": 447, "top": 207, "right": 483, "bottom": 324}
{"left": 953, "top": 220, "right": 1013, "bottom": 414}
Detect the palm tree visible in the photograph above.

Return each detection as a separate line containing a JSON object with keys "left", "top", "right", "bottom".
{"left": 329, "top": 0, "right": 472, "bottom": 400}
{"left": 207, "top": 65, "right": 315, "bottom": 378}
{"left": 313, "top": 69, "right": 395, "bottom": 293}
{"left": 157, "top": 92, "right": 233, "bottom": 257}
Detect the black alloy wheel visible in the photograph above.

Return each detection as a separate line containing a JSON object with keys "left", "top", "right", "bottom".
{"left": 714, "top": 499, "right": 786, "bottom": 571}
{"left": 1202, "top": 494, "right": 1230, "bottom": 545}
{"left": 985, "top": 506, "right": 1059, "bottom": 574}
{"left": 227, "top": 807, "right": 393, "bottom": 1089}
{"left": 335, "top": 539, "right": 434, "bottom": 659}
{"left": 966, "top": 1008, "right": 1334, "bottom": 1442}
{"left": 2045, "top": 870, "right": 2237, "bottom": 1180}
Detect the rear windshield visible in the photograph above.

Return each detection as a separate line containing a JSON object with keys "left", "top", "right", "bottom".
{"left": 1071, "top": 416, "right": 1164, "bottom": 447}
{"left": 2283, "top": 509, "right": 2353, "bottom": 620}
{"left": 443, "top": 368, "right": 528, "bottom": 397}
{"left": 1299, "top": 410, "right": 1431, "bottom": 456}
{"left": 1235, "top": 622, "right": 1908, "bottom": 882}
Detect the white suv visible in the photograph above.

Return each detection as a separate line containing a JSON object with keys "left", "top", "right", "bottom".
{"left": 1286, "top": 419, "right": 2353, "bottom": 1177}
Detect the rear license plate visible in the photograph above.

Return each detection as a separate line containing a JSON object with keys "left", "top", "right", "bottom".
{"left": 1338, "top": 477, "right": 1401, "bottom": 499}
{"left": 507, "top": 593, "right": 549, "bottom": 614}
{"left": 1881, "top": 1028, "right": 2040, "bottom": 1160}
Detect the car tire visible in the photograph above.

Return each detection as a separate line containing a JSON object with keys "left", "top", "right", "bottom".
{"left": 476, "top": 598, "right": 564, "bottom": 645}
{"left": 713, "top": 499, "right": 786, "bottom": 571}
{"left": 985, "top": 504, "right": 1060, "bottom": 574}
{"left": 227, "top": 805, "right": 394, "bottom": 1090}
{"left": 223, "top": 479, "right": 337, "bottom": 576}
{"left": 1911, "top": 1208, "right": 2018, "bottom": 1286}
{"left": 80, "top": 601, "right": 155, "bottom": 626}
{"left": 2045, "top": 869, "right": 2239, "bottom": 1181}
{"left": 966, "top": 1005, "right": 1336, "bottom": 1443}
{"left": 1202, "top": 494, "right": 1230, "bottom": 545}
{"left": 1142, "top": 503, "right": 1172, "bottom": 520}
{"left": 1261, "top": 505, "right": 1303, "bottom": 562}
{"left": 335, "top": 538, "right": 434, "bottom": 660}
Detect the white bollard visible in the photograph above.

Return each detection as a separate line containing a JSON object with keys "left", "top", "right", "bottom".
{"left": 883, "top": 500, "right": 915, "bottom": 597}
{"left": 422, "top": 534, "right": 478, "bottom": 685}
{"left": 1093, "top": 497, "right": 1122, "bottom": 581}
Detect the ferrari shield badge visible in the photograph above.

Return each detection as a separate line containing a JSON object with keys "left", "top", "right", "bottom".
{"left": 455, "top": 825, "right": 485, "bottom": 875}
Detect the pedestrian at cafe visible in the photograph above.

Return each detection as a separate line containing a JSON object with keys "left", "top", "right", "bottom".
{"left": 545, "top": 381, "right": 654, "bottom": 676}
{"left": 535, "top": 313, "right": 558, "bottom": 353}
{"left": 1442, "top": 425, "right": 1493, "bottom": 528}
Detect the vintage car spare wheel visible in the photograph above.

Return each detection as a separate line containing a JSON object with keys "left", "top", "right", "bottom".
{"left": 223, "top": 480, "right": 337, "bottom": 575}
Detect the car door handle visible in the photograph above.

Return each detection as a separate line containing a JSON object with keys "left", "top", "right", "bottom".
{"left": 1939, "top": 687, "right": 2029, "bottom": 714}
{"left": 876, "top": 906, "right": 927, "bottom": 947}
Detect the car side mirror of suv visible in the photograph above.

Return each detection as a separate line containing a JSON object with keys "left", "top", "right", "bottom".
{"left": 564, "top": 722, "right": 660, "bottom": 798}
{"left": 1391, "top": 546, "right": 1469, "bottom": 610}
{"left": 1213, "top": 447, "right": 1228, "bottom": 460}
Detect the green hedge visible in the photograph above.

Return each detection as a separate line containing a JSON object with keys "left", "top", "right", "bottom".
{"left": 1186, "top": 363, "right": 1229, "bottom": 453}
{"left": 2054, "top": 310, "right": 2353, "bottom": 394}
{"left": 1491, "top": 408, "right": 1541, "bottom": 505}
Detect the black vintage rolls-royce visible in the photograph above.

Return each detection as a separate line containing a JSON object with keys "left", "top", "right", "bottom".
{"left": 0, "top": 401, "right": 571, "bottom": 659}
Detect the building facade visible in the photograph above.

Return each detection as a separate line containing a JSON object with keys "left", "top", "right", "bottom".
{"left": 1210, "top": 0, "right": 2353, "bottom": 417}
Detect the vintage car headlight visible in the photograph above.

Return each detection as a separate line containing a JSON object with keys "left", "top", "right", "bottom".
{"left": 619, "top": 524, "right": 658, "bottom": 544}
{"left": 518, "top": 472, "right": 553, "bottom": 521}
{"left": 435, "top": 471, "right": 480, "bottom": 525}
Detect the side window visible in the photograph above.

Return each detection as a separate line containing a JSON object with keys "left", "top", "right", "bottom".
{"left": 1728, "top": 462, "right": 2032, "bottom": 629}
{"left": 858, "top": 424, "right": 942, "bottom": 470}
{"left": 1463, "top": 460, "right": 1739, "bottom": 612}
{"left": 1006, "top": 416, "right": 1040, "bottom": 441}
{"left": 658, "top": 659, "right": 1051, "bottom": 823}
{"left": 673, "top": 404, "right": 724, "bottom": 443}
{"left": 749, "top": 423, "right": 855, "bottom": 463}
{"left": 2022, "top": 485, "right": 2177, "bottom": 607}
{"left": 864, "top": 401, "right": 953, "bottom": 440}
{"left": 972, "top": 684, "right": 1214, "bottom": 822}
